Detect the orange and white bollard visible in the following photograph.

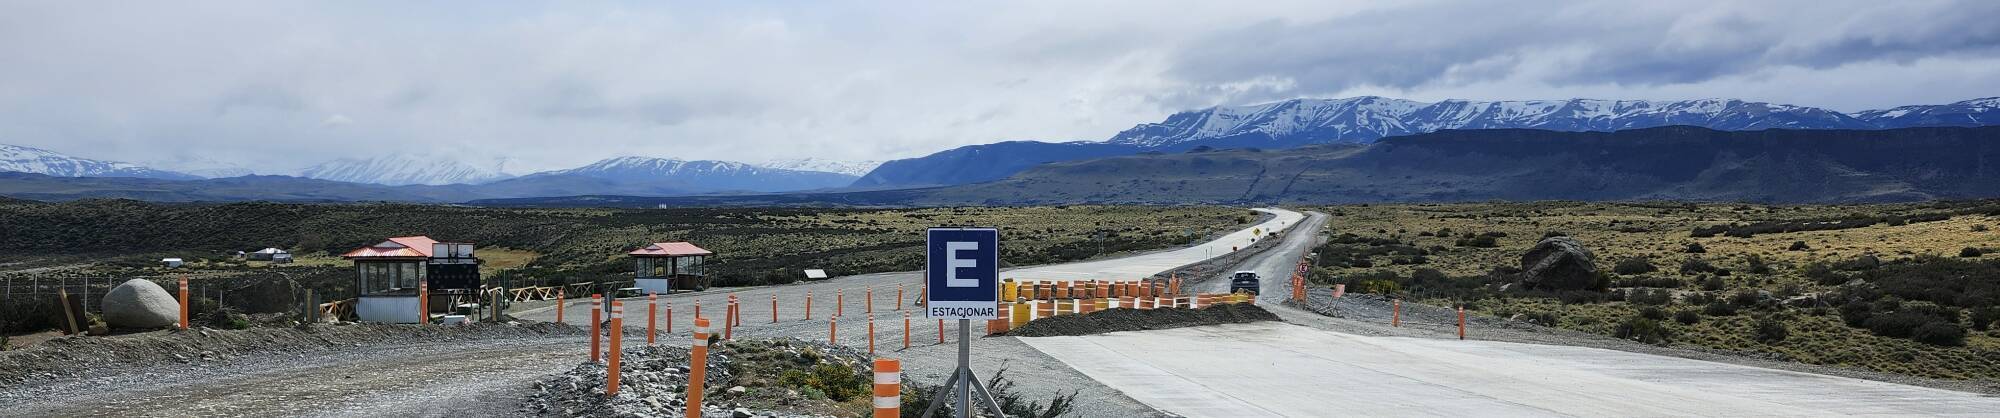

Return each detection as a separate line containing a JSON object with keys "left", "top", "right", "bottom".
{"left": 693, "top": 298, "right": 701, "bottom": 320}
{"left": 607, "top": 301, "right": 624, "bottom": 396}
{"left": 872, "top": 358, "right": 901, "bottom": 418}
{"left": 178, "top": 276, "right": 190, "bottom": 330}
{"left": 866, "top": 287, "right": 875, "bottom": 314}
{"left": 1078, "top": 298, "right": 1096, "bottom": 315}
{"left": 838, "top": 289, "right": 845, "bottom": 317}
{"left": 806, "top": 290, "right": 814, "bottom": 320}
{"left": 1392, "top": 299, "right": 1402, "bottom": 327}
{"left": 936, "top": 319, "right": 945, "bottom": 345}
{"left": 666, "top": 300, "right": 674, "bottom": 334}
{"left": 829, "top": 315, "right": 839, "bottom": 346}
{"left": 1458, "top": 305, "right": 1467, "bottom": 340}
{"left": 725, "top": 295, "right": 736, "bottom": 340}
{"left": 555, "top": 289, "right": 566, "bottom": 324}
{"left": 688, "top": 318, "right": 710, "bottom": 418}
{"left": 771, "top": 294, "right": 779, "bottom": 324}
{"left": 1037, "top": 300, "right": 1055, "bottom": 319}
{"left": 648, "top": 293, "right": 658, "bottom": 345}
{"left": 590, "top": 294, "right": 603, "bottom": 363}
{"left": 896, "top": 284, "right": 905, "bottom": 310}
{"left": 868, "top": 314, "right": 877, "bottom": 355}
{"left": 417, "top": 280, "right": 428, "bottom": 325}
{"left": 1334, "top": 284, "right": 1345, "bottom": 299}
{"left": 902, "top": 311, "right": 912, "bottom": 350}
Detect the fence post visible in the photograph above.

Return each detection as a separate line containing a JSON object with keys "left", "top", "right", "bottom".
{"left": 591, "top": 294, "right": 602, "bottom": 363}
{"left": 872, "top": 358, "right": 901, "bottom": 418}
{"left": 178, "top": 276, "right": 190, "bottom": 330}
{"left": 607, "top": 301, "right": 624, "bottom": 396}
{"left": 688, "top": 318, "right": 710, "bottom": 418}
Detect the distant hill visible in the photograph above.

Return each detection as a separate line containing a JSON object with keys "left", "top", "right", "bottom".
{"left": 524, "top": 156, "right": 856, "bottom": 193}
{"left": 299, "top": 155, "right": 514, "bottom": 186}
{"left": 859, "top": 96, "right": 1992, "bottom": 188}
{"left": 1854, "top": 97, "right": 2000, "bottom": 128}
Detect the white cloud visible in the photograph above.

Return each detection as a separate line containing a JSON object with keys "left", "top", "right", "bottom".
{"left": 0, "top": 1, "right": 1993, "bottom": 174}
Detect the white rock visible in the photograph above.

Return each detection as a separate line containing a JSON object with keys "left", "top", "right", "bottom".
{"left": 101, "top": 279, "right": 180, "bottom": 328}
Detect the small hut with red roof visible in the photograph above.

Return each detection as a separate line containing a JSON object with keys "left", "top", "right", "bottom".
{"left": 342, "top": 236, "right": 479, "bottom": 323}
{"left": 629, "top": 242, "right": 712, "bottom": 294}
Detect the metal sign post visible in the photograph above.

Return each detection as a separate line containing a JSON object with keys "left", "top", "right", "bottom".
{"left": 920, "top": 227, "right": 1004, "bottom": 418}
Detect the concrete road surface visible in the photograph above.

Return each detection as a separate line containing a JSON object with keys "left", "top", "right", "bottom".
{"left": 1001, "top": 208, "right": 1303, "bottom": 282}
{"left": 1022, "top": 322, "right": 2000, "bottom": 417}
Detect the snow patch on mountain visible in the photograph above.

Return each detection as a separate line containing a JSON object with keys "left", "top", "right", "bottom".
{"left": 0, "top": 144, "right": 197, "bottom": 179}
{"left": 759, "top": 158, "right": 882, "bottom": 177}
{"left": 299, "top": 155, "right": 513, "bottom": 186}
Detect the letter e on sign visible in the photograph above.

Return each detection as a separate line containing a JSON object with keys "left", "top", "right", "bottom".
{"left": 926, "top": 228, "right": 999, "bottom": 319}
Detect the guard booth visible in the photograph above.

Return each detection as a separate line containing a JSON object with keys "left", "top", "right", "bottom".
{"left": 629, "top": 242, "right": 712, "bottom": 294}
{"left": 342, "top": 236, "right": 480, "bottom": 323}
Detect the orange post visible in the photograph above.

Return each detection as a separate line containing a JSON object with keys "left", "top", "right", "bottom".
{"left": 666, "top": 300, "right": 674, "bottom": 334}
{"left": 837, "top": 289, "right": 845, "bottom": 317}
{"left": 896, "top": 284, "right": 905, "bottom": 310}
{"left": 1458, "top": 305, "right": 1467, "bottom": 340}
{"left": 648, "top": 293, "right": 658, "bottom": 345}
{"left": 590, "top": 294, "right": 602, "bottom": 363}
{"left": 902, "top": 311, "right": 911, "bottom": 349}
{"left": 936, "top": 319, "right": 945, "bottom": 344}
{"left": 688, "top": 318, "right": 710, "bottom": 418}
{"left": 1392, "top": 299, "right": 1402, "bottom": 327}
{"left": 806, "top": 290, "right": 814, "bottom": 320}
{"left": 177, "top": 276, "right": 190, "bottom": 330}
{"left": 830, "top": 315, "right": 838, "bottom": 345}
{"left": 867, "top": 287, "right": 874, "bottom": 314}
{"left": 868, "top": 314, "right": 876, "bottom": 355}
{"left": 417, "top": 280, "right": 428, "bottom": 325}
{"left": 725, "top": 295, "right": 735, "bottom": 340}
{"left": 771, "top": 294, "right": 779, "bottom": 324}
{"left": 872, "top": 358, "right": 901, "bottom": 418}
{"left": 555, "top": 289, "right": 566, "bottom": 324}
{"left": 694, "top": 299, "right": 701, "bottom": 320}
{"left": 607, "top": 301, "right": 624, "bottom": 396}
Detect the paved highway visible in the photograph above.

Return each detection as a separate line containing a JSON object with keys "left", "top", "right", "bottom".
{"left": 999, "top": 208, "right": 1301, "bottom": 282}
{"left": 1022, "top": 211, "right": 2000, "bottom": 417}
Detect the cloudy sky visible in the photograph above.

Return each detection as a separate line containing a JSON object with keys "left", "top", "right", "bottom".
{"left": 3, "top": 1, "right": 1998, "bottom": 174}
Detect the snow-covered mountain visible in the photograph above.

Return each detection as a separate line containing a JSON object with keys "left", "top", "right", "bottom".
{"left": 299, "top": 155, "right": 513, "bottom": 186}
{"left": 529, "top": 156, "right": 858, "bottom": 193}
{"left": 0, "top": 144, "right": 197, "bottom": 180}
{"left": 144, "top": 155, "right": 258, "bottom": 178}
{"left": 1855, "top": 97, "right": 2000, "bottom": 128}
{"left": 1106, "top": 96, "right": 1875, "bottom": 149}
{"left": 759, "top": 158, "right": 883, "bottom": 177}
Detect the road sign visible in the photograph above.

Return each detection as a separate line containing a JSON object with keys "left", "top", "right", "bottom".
{"left": 926, "top": 227, "right": 998, "bottom": 320}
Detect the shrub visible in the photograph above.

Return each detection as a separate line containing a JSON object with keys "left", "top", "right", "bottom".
{"left": 1674, "top": 309, "right": 1701, "bottom": 325}
{"left": 1684, "top": 243, "right": 1707, "bottom": 253}
{"left": 1455, "top": 235, "right": 1499, "bottom": 248}
{"left": 1614, "top": 317, "right": 1670, "bottom": 344}
{"left": 1613, "top": 258, "right": 1657, "bottom": 275}
{"left": 1703, "top": 302, "right": 1738, "bottom": 316}
{"left": 1522, "top": 311, "right": 1559, "bottom": 326}
{"left": 1744, "top": 255, "right": 1774, "bottom": 275}
{"left": 1729, "top": 290, "right": 1763, "bottom": 309}
{"left": 1805, "top": 263, "right": 1846, "bottom": 286}
{"left": 1701, "top": 275, "right": 1726, "bottom": 291}
{"left": 1788, "top": 241, "right": 1810, "bottom": 251}
{"left": 779, "top": 363, "right": 870, "bottom": 402}
{"left": 1972, "top": 308, "right": 1999, "bottom": 332}
{"left": 1974, "top": 224, "right": 1990, "bottom": 232}
{"left": 1680, "top": 257, "right": 1717, "bottom": 274}
{"left": 1961, "top": 247, "right": 1984, "bottom": 258}
{"left": 1639, "top": 306, "right": 1667, "bottom": 320}
{"left": 1912, "top": 322, "right": 1967, "bottom": 346}
{"left": 1629, "top": 289, "right": 1672, "bottom": 306}
{"left": 1862, "top": 312, "right": 1935, "bottom": 339}
{"left": 1753, "top": 316, "right": 1789, "bottom": 343}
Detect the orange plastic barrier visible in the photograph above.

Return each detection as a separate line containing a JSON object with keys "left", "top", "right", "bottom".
{"left": 688, "top": 318, "right": 710, "bottom": 418}
{"left": 178, "top": 277, "right": 190, "bottom": 330}
{"left": 873, "top": 358, "right": 901, "bottom": 418}
{"left": 590, "top": 294, "right": 602, "bottom": 363}
{"left": 607, "top": 301, "right": 624, "bottom": 396}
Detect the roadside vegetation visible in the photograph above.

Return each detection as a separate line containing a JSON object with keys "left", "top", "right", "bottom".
{"left": 1306, "top": 200, "right": 2000, "bottom": 382}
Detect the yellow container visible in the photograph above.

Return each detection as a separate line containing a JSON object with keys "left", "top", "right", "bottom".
{"left": 1011, "top": 300, "right": 1030, "bottom": 327}
{"left": 1095, "top": 298, "right": 1110, "bottom": 311}
{"left": 1001, "top": 279, "right": 1018, "bottom": 301}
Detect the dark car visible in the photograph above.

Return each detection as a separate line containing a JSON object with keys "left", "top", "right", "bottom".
{"left": 1230, "top": 271, "right": 1261, "bottom": 294}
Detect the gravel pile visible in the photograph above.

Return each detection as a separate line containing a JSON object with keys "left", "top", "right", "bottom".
{"left": 524, "top": 338, "right": 873, "bottom": 418}
{"left": 1004, "top": 304, "right": 1280, "bottom": 337}
{"left": 0, "top": 321, "right": 581, "bottom": 385}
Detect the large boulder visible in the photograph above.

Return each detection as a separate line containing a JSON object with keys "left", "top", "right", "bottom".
{"left": 102, "top": 279, "right": 180, "bottom": 328}
{"left": 1520, "top": 237, "right": 1599, "bottom": 290}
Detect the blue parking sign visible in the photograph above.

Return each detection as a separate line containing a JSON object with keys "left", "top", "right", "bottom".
{"left": 927, "top": 227, "right": 999, "bottom": 319}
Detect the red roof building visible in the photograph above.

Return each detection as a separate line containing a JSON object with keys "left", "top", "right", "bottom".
{"left": 628, "top": 242, "right": 714, "bottom": 257}
{"left": 342, "top": 236, "right": 440, "bottom": 259}
{"left": 630, "top": 242, "right": 713, "bottom": 293}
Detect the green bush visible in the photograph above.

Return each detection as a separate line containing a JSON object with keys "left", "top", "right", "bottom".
{"left": 1673, "top": 309, "right": 1701, "bottom": 325}
{"left": 779, "top": 363, "right": 870, "bottom": 402}
{"left": 1680, "top": 257, "right": 1716, "bottom": 274}
{"left": 1862, "top": 312, "right": 1936, "bottom": 339}
{"left": 1701, "top": 275, "right": 1726, "bottom": 291}
{"left": 1639, "top": 306, "right": 1667, "bottom": 321}
{"left": 1788, "top": 241, "right": 1810, "bottom": 251}
{"left": 1962, "top": 247, "right": 1984, "bottom": 258}
{"left": 1613, "top": 258, "right": 1657, "bottom": 275}
{"left": 1912, "top": 322, "right": 1967, "bottom": 346}
{"left": 1684, "top": 243, "right": 1707, "bottom": 253}
{"left": 1703, "top": 301, "right": 1738, "bottom": 316}
{"left": 1753, "top": 316, "right": 1789, "bottom": 343}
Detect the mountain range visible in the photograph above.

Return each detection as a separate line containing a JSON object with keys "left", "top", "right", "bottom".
{"left": 482, "top": 125, "right": 2000, "bottom": 207}
{"left": 859, "top": 96, "right": 2000, "bottom": 187}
